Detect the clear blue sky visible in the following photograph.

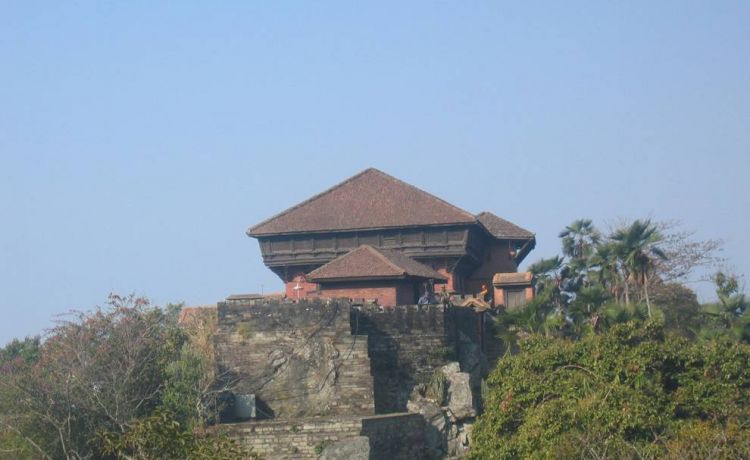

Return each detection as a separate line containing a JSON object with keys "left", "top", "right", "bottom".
{"left": 1, "top": 2, "right": 748, "bottom": 344}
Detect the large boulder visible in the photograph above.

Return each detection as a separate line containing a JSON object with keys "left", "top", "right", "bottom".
{"left": 442, "top": 364, "right": 476, "bottom": 421}
{"left": 407, "top": 362, "right": 479, "bottom": 458}
{"left": 319, "top": 436, "right": 370, "bottom": 460}
{"left": 408, "top": 396, "right": 449, "bottom": 457}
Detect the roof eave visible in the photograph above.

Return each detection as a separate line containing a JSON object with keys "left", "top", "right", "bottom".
{"left": 310, "top": 274, "right": 447, "bottom": 283}
{"left": 247, "top": 221, "right": 477, "bottom": 238}
{"left": 514, "top": 236, "right": 536, "bottom": 264}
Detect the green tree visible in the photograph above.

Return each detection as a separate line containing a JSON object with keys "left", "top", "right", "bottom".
{"left": 559, "top": 218, "right": 601, "bottom": 274}
{"left": 610, "top": 219, "right": 667, "bottom": 316}
{"left": 701, "top": 271, "right": 750, "bottom": 342}
{"left": 0, "top": 294, "right": 232, "bottom": 459}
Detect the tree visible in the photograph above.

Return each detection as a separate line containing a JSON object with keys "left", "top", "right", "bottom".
{"left": 0, "top": 294, "right": 181, "bottom": 459}
{"left": 0, "top": 294, "right": 242, "bottom": 459}
{"left": 701, "top": 271, "right": 750, "bottom": 343}
{"left": 558, "top": 219, "right": 601, "bottom": 273}
{"left": 610, "top": 219, "right": 667, "bottom": 316}
{"left": 653, "top": 220, "right": 724, "bottom": 283}
{"left": 589, "top": 241, "right": 623, "bottom": 301}
{"left": 162, "top": 306, "right": 229, "bottom": 427}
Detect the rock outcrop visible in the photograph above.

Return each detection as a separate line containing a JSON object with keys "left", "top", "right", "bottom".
{"left": 407, "top": 362, "right": 477, "bottom": 458}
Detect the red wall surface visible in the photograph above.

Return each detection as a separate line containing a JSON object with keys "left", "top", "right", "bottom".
{"left": 317, "top": 280, "right": 420, "bottom": 307}
{"left": 284, "top": 274, "right": 319, "bottom": 300}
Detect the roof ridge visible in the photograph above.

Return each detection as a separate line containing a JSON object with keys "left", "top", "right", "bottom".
{"left": 380, "top": 170, "right": 476, "bottom": 222}
{"left": 247, "top": 168, "right": 378, "bottom": 236}
{"left": 361, "top": 245, "right": 407, "bottom": 276}
{"left": 306, "top": 245, "right": 360, "bottom": 278}
{"left": 307, "top": 244, "right": 447, "bottom": 282}
{"left": 247, "top": 168, "right": 476, "bottom": 236}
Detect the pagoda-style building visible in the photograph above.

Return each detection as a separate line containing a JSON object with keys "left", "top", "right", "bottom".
{"left": 247, "top": 168, "right": 535, "bottom": 306}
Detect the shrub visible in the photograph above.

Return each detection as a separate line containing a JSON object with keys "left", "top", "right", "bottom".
{"left": 470, "top": 321, "right": 750, "bottom": 459}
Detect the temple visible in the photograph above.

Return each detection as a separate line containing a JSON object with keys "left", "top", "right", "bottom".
{"left": 247, "top": 168, "right": 535, "bottom": 306}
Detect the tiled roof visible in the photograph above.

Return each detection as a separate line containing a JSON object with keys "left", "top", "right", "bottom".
{"left": 492, "top": 272, "right": 533, "bottom": 286}
{"left": 307, "top": 245, "right": 447, "bottom": 282}
{"left": 248, "top": 168, "right": 476, "bottom": 236}
{"left": 477, "top": 211, "right": 534, "bottom": 239}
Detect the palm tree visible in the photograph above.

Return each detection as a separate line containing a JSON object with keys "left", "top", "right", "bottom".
{"left": 559, "top": 219, "right": 602, "bottom": 263}
{"left": 528, "top": 256, "right": 564, "bottom": 292}
{"left": 610, "top": 220, "right": 667, "bottom": 317}
{"left": 589, "top": 242, "right": 622, "bottom": 302}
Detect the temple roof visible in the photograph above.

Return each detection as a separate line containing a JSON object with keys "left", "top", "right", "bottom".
{"left": 247, "top": 168, "right": 476, "bottom": 236}
{"left": 476, "top": 211, "right": 534, "bottom": 239}
{"left": 307, "top": 245, "right": 447, "bottom": 283}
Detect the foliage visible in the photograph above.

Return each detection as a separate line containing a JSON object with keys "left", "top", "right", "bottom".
{"left": 504, "top": 218, "right": 734, "bottom": 344}
{"left": 471, "top": 321, "right": 750, "bottom": 459}
{"left": 314, "top": 439, "right": 334, "bottom": 455}
{"left": 559, "top": 219, "right": 601, "bottom": 273}
{"left": 0, "top": 294, "right": 229, "bottom": 459}
{"left": 99, "top": 408, "right": 249, "bottom": 460}
{"left": 610, "top": 219, "right": 667, "bottom": 315}
{"left": 425, "top": 369, "right": 447, "bottom": 404}
{"left": 650, "top": 283, "right": 703, "bottom": 338}
{"left": 700, "top": 271, "right": 750, "bottom": 343}
{"left": 0, "top": 336, "right": 41, "bottom": 364}
{"left": 162, "top": 306, "right": 223, "bottom": 427}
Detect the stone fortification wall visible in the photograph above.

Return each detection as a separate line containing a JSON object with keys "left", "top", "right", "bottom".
{"left": 214, "top": 298, "right": 487, "bottom": 458}
{"left": 214, "top": 298, "right": 374, "bottom": 419}
{"left": 219, "top": 413, "right": 425, "bottom": 460}
{"left": 353, "top": 304, "right": 483, "bottom": 413}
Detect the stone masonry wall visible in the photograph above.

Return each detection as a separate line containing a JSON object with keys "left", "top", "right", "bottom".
{"left": 361, "top": 413, "right": 426, "bottom": 459}
{"left": 219, "top": 416, "right": 362, "bottom": 458}
{"left": 214, "top": 299, "right": 374, "bottom": 419}
{"left": 214, "top": 299, "right": 486, "bottom": 458}
{"left": 218, "top": 413, "right": 425, "bottom": 460}
{"left": 353, "top": 304, "right": 458, "bottom": 413}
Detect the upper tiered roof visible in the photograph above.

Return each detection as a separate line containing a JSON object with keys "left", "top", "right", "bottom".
{"left": 248, "top": 168, "right": 476, "bottom": 236}
{"left": 476, "top": 211, "right": 534, "bottom": 239}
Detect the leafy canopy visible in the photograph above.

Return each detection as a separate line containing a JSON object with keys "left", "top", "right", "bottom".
{"left": 471, "top": 321, "right": 750, "bottom": 459}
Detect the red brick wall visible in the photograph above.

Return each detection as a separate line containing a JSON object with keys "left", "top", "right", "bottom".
{"left": 284, "top": 274, "right": 319, "bottom": 300}
{"left": 418, "top": 259, "right": 459, "bottom": 293}
{"left": 319, "top": 283, "right": 399, "bottom": 307}
{"left": 465, "top": 241, "right": 518, "bottom": 295}
{"left": 470, "top": 241, "right": 518, "bottom": 278}
{"left": 434, "top": 268, "right": 456, "bottom": 292}
{"left": 317, "top": 280, "right": 424, "bottom": 307}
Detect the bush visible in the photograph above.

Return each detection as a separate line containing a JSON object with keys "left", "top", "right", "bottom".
{"left": 99, "top": 408, "right": 250, "bottom": 460}
{"left": 470, "top": 321, "right": 750, "bottom": 459}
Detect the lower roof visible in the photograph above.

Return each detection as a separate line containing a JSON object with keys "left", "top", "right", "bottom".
{"left": 307, "top": 245, "right": 447, "bottom": 283}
